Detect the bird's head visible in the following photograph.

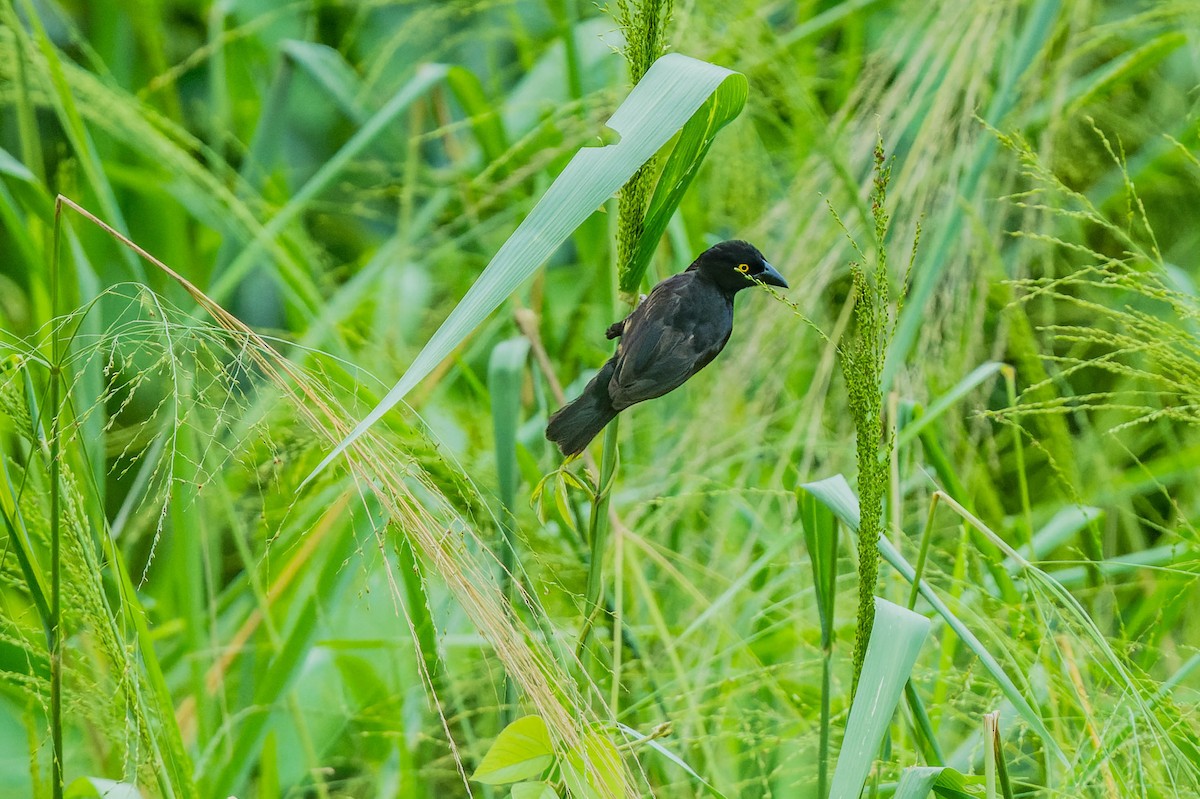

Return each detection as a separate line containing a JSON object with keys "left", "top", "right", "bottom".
{"left": 689, "top": 240, "right": 788, "bottom": 294}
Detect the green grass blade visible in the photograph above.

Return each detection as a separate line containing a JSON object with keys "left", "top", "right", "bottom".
{"left": 9, "top": 0, "right": 143, "bottom": 281}
{"left": 828, "top": 598, "right": 931, "bottom": 799}
{"left": 798, "top": 477, "right": 844, "bottom": 797}
{"left": 489, "top": 338, "right": 530, "bottom": 515}
{"left": 896, "top": 362, "right": 1003, "bottom": 448}
{"left": 623, "top": 77, "right": 749, "bottom": 293}
{"left": 885, "top": 0, "right": 1061, "bottom": 389}
{"left": 211, "top": 63, "right": 451, "bottom": 304}
{"left": 805, "top": 476, "right": 1068, "bottom": 767}
{"left": 616, "top": 722, "right": 728, "bottom": 799}
{"left": 799, "top": 473, "right": 860, "bottom": 531}
{"left": 894, "top": 766, "right": 977, "bottom": 799}
{"left": 878, "top": 534, "right": 1068, "bottom": 766}
{"left": 281, "top": 40, "right": 366, "bottom": 122}
{"left": 305, "top": 53, "right": 747, "bottom": 484}
{"left": 447, "top": 66, "right": 509, "bottom": 165}
{"left": 798, "top": 479, "right": 840, "bottom": 646}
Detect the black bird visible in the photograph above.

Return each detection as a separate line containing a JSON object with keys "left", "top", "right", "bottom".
{"left": 546, "top": 240, "right": 787, "bottom": 456}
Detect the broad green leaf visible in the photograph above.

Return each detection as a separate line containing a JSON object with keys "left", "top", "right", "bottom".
{"left": 879, "top": 533, "right": 1068, "bottom": 765}
{"left": 806, "top": 473, "right": 1068, "bottom": 766}
{"left": 562, "top": 731, "right": 624, "bottom": 799}
{"left": 829, "top": 598, "right": 931, "bottom": 799}
{"left": 894, "top": 766, "right": 979, "bottom": 799}
{"left": 512, "top": 782, "right": 561, "bottom": 799}
{"left": 799, "top": 473, "right": 860, "bottom": 531}
{"left": 623, "top": 76, "right": 749, "bottom": 292}
{"left": 471, "top": 715, "right": 555, "bottom": 785}
{"left": 798, "top": 479, "right": 841, "bottom": 647}
{"left": 305, "top": 53, "right": 748, "bottom": 484}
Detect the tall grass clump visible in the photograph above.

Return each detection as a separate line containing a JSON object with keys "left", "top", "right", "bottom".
{"left": 836, "top": 140, "right": 915, "bottom": 693}
{"left": 4, "top": 1, "right": 1200, "bottom": 798}
{"left": 614, "top": 0, "right": 674, "bottom": 302}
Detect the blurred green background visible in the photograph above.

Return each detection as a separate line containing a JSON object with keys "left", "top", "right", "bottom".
{"left": 2, "top": 1, "right": 1200, "bottom": 797}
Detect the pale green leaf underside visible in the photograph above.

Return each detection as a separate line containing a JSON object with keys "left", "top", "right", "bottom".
{"left": 305, "top": 53, "right": 747, "bottom": 484}
{"left": 65, "top": 777, "right": 145, "bottom": 799}
{"left": 511, "top": 782, "right": 560, "bottom": 799}
{"left": 805, "top": 473, "right": 1067, "bottom": 766}
{"left": 829, "top": 597, "right": 932, "bottom": 799}
{"left": 894, "top": 766, "right": 978, "bottom": 799}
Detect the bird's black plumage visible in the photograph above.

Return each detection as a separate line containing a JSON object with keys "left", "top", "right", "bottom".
{"left": 546, "top": 240, "right": 787, "bottom": 456}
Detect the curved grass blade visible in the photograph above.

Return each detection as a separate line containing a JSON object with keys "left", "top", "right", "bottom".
{"left": 622, "top": 75, "right": 749, "bottom": 293}
{"left": 879, "top": 533, "right": 1068, "bottom": 766}
{"left": 805, "top": 475, "right": 1069, "bottom": 767}
{"left": 616, "top": 722, "right": 728, "bottom": 799}
{"left": 885, "top": 0, "right": 1062, "bottom": 389}
{"left": 305, "top": 53, "right": 747, "bottom": 484}
{"left": 211, "top": 63, "right": 451, "bottom": 303}
{"left": 828, "top": 598, "right": 931, "bottom": 799}
{"left": 896, "top": 361, "right": 1004, "bottom": 448}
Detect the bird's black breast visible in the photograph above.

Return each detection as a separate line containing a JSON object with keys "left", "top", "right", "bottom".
{"left": 608, "top": 272, "right": 735, "bottom": 410}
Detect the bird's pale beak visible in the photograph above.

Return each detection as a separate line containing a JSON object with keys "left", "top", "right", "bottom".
{"left": 758, "top": 261, "right": 788, "bottom": 289}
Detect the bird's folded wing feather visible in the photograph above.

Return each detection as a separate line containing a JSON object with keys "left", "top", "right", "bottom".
{"left": 609, "top": 279, "right": 730, "bottom": 408}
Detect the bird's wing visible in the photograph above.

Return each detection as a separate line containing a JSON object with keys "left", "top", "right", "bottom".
{"left": 608, "top": 275, "right": 732, "bottom": 409}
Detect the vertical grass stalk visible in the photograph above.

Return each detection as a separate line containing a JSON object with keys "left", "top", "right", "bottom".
{"left": 579, "top": 418, "right": 620, "bottom": 652}
{"left": 49, "top": 199, "right": 66, "bottom": 799}
{"left": 578, "top": 0, "right": 674, "bottom": 648}
{"left": 839, "top": 140, "right": 898, "bottom": 696}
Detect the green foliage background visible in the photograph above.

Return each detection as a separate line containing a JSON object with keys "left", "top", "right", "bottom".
{"left": 1, "top": 0, "right": 1199, "bottom": 797}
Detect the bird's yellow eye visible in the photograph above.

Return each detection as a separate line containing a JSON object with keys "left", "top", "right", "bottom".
{"left": 736, "top": 263, "right": 750, "bottom": 273}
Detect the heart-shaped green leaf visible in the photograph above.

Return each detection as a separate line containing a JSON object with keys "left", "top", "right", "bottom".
{"left": 471, "top": 714, "right": 555, "bottom": 785}
{"left": 306, "top": 53, "right": 747, "bottom": 484}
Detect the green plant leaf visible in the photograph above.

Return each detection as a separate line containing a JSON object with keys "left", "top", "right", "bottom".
{"left": 512, "top": 782, "right": 561, "bottom": 799}
{"left": 799, "top": 473, "right": 861, "bottom": 531}
{"left": 616, "top": 723, "right": 728, "bottom": 799}
{"left": 511, "top": 777, "right": 556, "bottom": 796}
{"left": 806, "top": 473, "right": 1068, "bottom": 766}
{"left": 471, "top": 715, "right": 555, "bottom": 786}
{"left": 879, "top": 533, "right": 1068, "bottom": 765}
{"left": 562, "top": 731, "right": 624, "bottom": 799}
{"left": 894, "top": 766, "right": 980, "bottom": 799}
{"left": 828, "top": 598, "right": 931, "bottom": 799}
{"left": 305, "top": 53, "right": 747, "bottom": 484}
{"left": 282, "top": 40, "right": 367, "bottom": 122}
{"left": 798, "top": 478, "right": 841, "bottom": 647}
{"left": 622, "top": 76, "right": 749, "bottom": 293}
{"left": 447, "top": 65, "right": 509, "bottom": 165}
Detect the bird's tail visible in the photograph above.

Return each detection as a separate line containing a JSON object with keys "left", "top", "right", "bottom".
{"left": 546, "top": 359, "right": 619, "bottom": 456}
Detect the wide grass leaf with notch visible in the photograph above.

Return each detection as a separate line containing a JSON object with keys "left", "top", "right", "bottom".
{"left": 307, "top": 53, "right": 747, "bottom": 483}
{"left": 471, "top": 714, "right": 555, "bottom": 785}
{"left": 828, "top": 597, "right": 932, "bottom": 799}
